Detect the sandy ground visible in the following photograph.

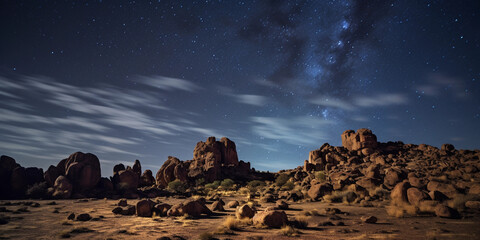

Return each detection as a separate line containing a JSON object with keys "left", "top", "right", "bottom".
{"left": 0, "top": 196, "right": 479, "bottom": 240}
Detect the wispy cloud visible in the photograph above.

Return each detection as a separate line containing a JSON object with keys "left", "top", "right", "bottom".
{"left": 416, "top": 73, "right": 469, "bottom": 99}
{"left": 250, "top": 116, "right": 333, "bottom": 145}
{"left": 139, "top": 75, "right": 202, "bottom": 92}
{"left": 310, "top": 93, "right": 408, "bottom": 110}
{"left": 218, "top": 86, "right": 269, "bottom": 106}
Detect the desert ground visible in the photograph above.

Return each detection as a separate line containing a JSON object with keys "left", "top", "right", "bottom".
{"left": 1, "top": 195, "right": 479, "bottom": 240}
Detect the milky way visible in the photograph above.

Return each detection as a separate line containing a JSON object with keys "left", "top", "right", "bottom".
{"left": 0, "top": 0, "right": 479, "bottom": 175}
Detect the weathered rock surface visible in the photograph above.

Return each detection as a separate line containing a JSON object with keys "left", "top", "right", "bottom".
{"left": 63, "top": 152, "right": 101, "bottom": 192}
{"left": 253, "top": 209, "right": 288, "bottom": 228}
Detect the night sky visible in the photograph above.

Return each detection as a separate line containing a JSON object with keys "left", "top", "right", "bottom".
{"left": 1, "top": 0, "right": 479, "bottom": 176}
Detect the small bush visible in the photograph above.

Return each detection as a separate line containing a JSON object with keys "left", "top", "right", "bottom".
{"left": 279, "top": 225, "right": 299, "bottom": 237}
{"left": 168, "top": 179, "right": 187, "bottom": 193}
{"left": 275, "top": 174, "right": 289, "bottom": 186}
{"left": 220, "top": 179, "right": 235, "bottom": 190}
{"left": 247, "top": 180, "right": 266, "bottom": 192}
{"left": 26, "top": 182, "right": 48, "bottom": 199}
{"left": 290, "top": 216, "right": 309, "bottom": 229}
{"left": 302, "top": 209, "right": 321, "bottom": 216}
{"left": 195, "top": 178, "right": 205, "bottom": 187}
{"left": 315, "top": 171, "right": 326, "bottom": 182}
{"left": 223, "top": 216, "right": 239, "bottom": 230}
{"left": 205, "top": 180, "right": 221, "bottom": 190}
{"left": 282, "top": 181, "right": 295, "bottom": 191}
{"left": 198, "top": 232, "right": 214, "bottom": 240}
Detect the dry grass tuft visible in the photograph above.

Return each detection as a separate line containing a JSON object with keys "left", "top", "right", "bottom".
{"left": 448, "top": 194, "right": 476, "bottom": 211}
{"left": 290, "top": 216, "right": 309, "bottom": 229}
{"left": 302, "top": 209, "right": 321, "bottom": 216}
{"left": 198, "top": 232, "right": 215, "bottom": 240}
{"left": 223, "top": 216, "right": 239, "bottom": 230}
{"left": 279, "top": 225, "right": 300, "bottom": 237}
{"left": 386, "top": 201, "right": 418, "bottom": 217}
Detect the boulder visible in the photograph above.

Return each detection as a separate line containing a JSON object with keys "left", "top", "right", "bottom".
{"left": 136, "top": 199, "right": 155, "bottom": 217}
{"left": 226, "top": 200, "right": 239, "bottom": 208}
{"left": 140, "top": 170, "right": 155, "bottom": 187}
{"left": 236, "top": 204, "right": 255, "bottom": 219}
{"left": 253, "top": 209, "right": 288, "bottom": 228}
{"left": 25, "top": 167, "right": 44, "bottom": 186}
{"left": 64, "top": 152, "right": 101, "bottom": 192}
{"left": 44, "top": 165, "right": 59, "bottom": 187}
{"left": 427, "top": 181, "right": 458, "bottom": 198}
{"left": 76, "top": 213, "right": 92, "bottom": 221}
{"left": 153, "top": 203, "right": 171, "bottom": 216}
{"left": 10, "top": 167, "right": 28, "bottom": 196}
{"left": 133, "top": 160, "right": 142, "bottom": 177}
{"left": 167, "top": 200, "right": 212, "bottom": 218}
{"left": 341, "top": 129, "right": 378, "bottom": 155}
{"left": 308, "top": 183, "right": 333, "bottom": 200}
{"left": 361, "top": 215, "right": 377, "bottom": 224}
{"left": 114, "top": 169, "right": 139, "bottom": 191}
{"left": 275, "top": 200, "right": 289, "bottom": 210}
{"left": 435, "top": 204, "right": 460, "bottom": 219}
{"left": 407, "top": 187, "right": 430, "bottom": 206}
{"left": 391, "top": 181, "right": 411, "bottom": 204}
{"left": 211, "top": 201, "right": 225, "bottom": 211}
{"left": 113, "top": 163, "right": 125, "bottom": 176}
{"left": 0, "top": 155, "right": 20, "bottom": 198}
{"left": 53, "top": 176, "right": 73, "bottom": 199}
{"left": 156, "top": 156, "right": 183, "bottom": 188}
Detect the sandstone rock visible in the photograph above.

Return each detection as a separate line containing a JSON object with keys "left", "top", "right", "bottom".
{"left": 76, "top": 213, "right": 92, "bottom": 221}
{"left": 226, "top": 200, "right": 239, "bottom": 208}
{"left": 168, "top": 200, "right": 212, "bottom": 218}
{"left": 153, "top": 203, "right": 171, "bottom": 216}
{"left": 64, "top": 152, "right": 101, "bottom": 192}
{"left": 391, "top": 181, "right": 411, "bottom": 204}
{"left": 112, "top": 206, "right": 122, "bottom": 214}
{"left": 115, "top": 169, "right": 139, "bottom": 191}
{"left": 113, "top": 163, "right": 125, "bottom": 176}
{"left": 210, "top": 201, "right": 225, "bottom": 211}
{"left": 44, "top": 165, "right": 59, "bottom": 187}
{"left": 25, "top": 167, "right": 44, "bottom": 186}
{"left": 308, "top": 183, "right": 333, "bottom": 200}
{"left": 465, "top": 201, "right": 480, "bottom": 209}
{"left": 10, "top": 167, "right": 28, "bottom": 196}
{"left": 156, "top": 156, "right": 183, "bottom": 188}
{"left": 384, "top": 168, "right": 406, "bottom": 187}
{"left": 407, "top": 187, "right": 430, "bottom": 206}
{"left": 275, "top": 200, "right": 289, "bottom": 210}
{"left": 361, "top": 215, "right": 377, "bottom": 224}
{"left": 253, "top": 209, "right": 288, "bottom": 228}
{"left": 118, "top": 199, "right": 128, "bottom": 206}
{"left": 136, "top": 199, "right": 155, "bottom": 217}
{"left": 341, "top": 129, "right": 378, "bottom": 155}
{"left": 53, "top": 176, "right": 72, "bottom": 199}
{"left": 67, "top": 213, "right": 75, "bottom": 220}
{"left": 468, "top": 183, "right": 480, "bottom": 195}
{"left": 236, "top": 204, "right": 255, "bottom": 219}
{"left": 427, "top": 181, "right": 457, "bottom": 198}
{"left": 408, "top": 176, "right": 425, "bottom": 189}
{"left": 140, "top": 170, "right": 155, "bottom": 187}
{"left": 429, "top": 190, "right": 449, "bottom": 202}
{"left": 122, "top": 205, "right": 136, "bottom": 215}
{"left": 132, "top": 160, "right": 142, "bottom": 178}
{"left": 435, "top": 204, "right": 460, "bottom": 219}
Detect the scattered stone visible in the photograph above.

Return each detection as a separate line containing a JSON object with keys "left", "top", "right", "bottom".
{"left": 275, "top": 200, "right": 289, "bottom": 210}
{"left": 361, "top": 216, "right": 377, "bottom": 224}
{"left": 76, "top": 213, "right": 92, "bottom": 221}
{"left": 112, "top": 207, "right": 123, "bottom": 215}
{"left": 210, "top": 201, "right": 225, "bottom": 211}
{"left": 435, "top": 205, "right": 460, "bottom": 219}
{"left": 67, "top": 213, "right": 75, "bottom": 220}
{"left": 252, "top": 209, "right": 288, "bottom": 228}
{"left": 136, "top": 199, "right": 155, "bottom": 217}
{"left": 118, "top": 199, "right": 128, "bottom": 207}
{"left": 226, "top": 200, "right": 239, "bottom": 208}
{"left": 465, "top": 201, "right": 480, "bottom": 209}
{"left": 236, "top": 204, "right": 255, "bottom": 219}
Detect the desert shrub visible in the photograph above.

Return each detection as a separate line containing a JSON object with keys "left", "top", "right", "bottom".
{"left": 275, "top": 174, "right": 289, "bottom": 186}
{"left": 247, "top": 180, "right": 266, "bottom": 191}
{"left": 223, "top": 216, "right": 239, "bottom": 230}
{"left": 168, "top": 179, "right": 187, "bottom": 193}
{"left": 281, "top": 181, "right": 294, "bottom": 191}
{"left": 279, "top": 225, "right": 299, "bottom": 237}
{"left": 26, "top": 182, "right": 48, "bottom": 199}
{"left": 205, "top": 180, "right": 221, "bottom": 190}
{"left": 290, "top": 216, "right": 309, "bottom": 229}
{"left": 198, "top": 232, "right": 214, "bottom": 240}
{"left": 302, "top": 209, "right": 321, "bottom": 216}
{"left": 315, "top": 171, "right": 326, "bottom": 182}
{"left": 323, "top": 190, "right": 357, "bottom": 203}
{"left": 220, "top": 179, "right": 235, "bottom": 190}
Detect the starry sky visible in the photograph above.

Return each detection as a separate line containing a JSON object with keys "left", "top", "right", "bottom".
{"left": 1, "top": 0, "right": 479, "bottom": 176}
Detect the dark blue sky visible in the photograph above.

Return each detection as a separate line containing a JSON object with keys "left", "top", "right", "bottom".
{"left": 1, "top": 0, "right": 479, "bottom": 176}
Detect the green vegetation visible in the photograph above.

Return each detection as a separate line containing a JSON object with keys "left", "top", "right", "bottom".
{"left": 205, "top": 180, "right": 221, "bottom": 190}
{"left": 246, "top": 180, "right": 266, "bottom": 192}
{"left": 168, "top": 179, "right": 187, "bottom": 193}
{"left": 281, "top": 181, "right": 294, "bottom": 190}
{"left": 315, "top": 171, "right": 326, "bottom": 182}
{"left": 275, "top": 174, "right": 290, "bottom": 186}
{"left": 220, "top": 178, "right": 235, "bottom": 190}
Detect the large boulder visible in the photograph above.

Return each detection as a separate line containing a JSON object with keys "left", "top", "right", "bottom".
{"left": 236, "top": 204, "right": 255, "bottom": 219}
{"left": 53, "top": 176, "right": 73, "bottom": 199}
{"left": 407, "top": 187, "right": 430, "bottom": 206}
{"left": 341, "top": 129, "right": 378, "bottom": 155}
{"left": 156, "top": 156, "right": 186, "bottom": 188}
{"left": 253, "top": 209, "right": 288, "bottom": 228}
{"left": 0, "top": 155, "right": 20, "bottom": 198}
{"left": 391, "top": 181, "right": 411, "bottom": 204}
{"left": 133, "top": 160, "right": 142, "bottom": 178}
{"left": 308, "top": 183, "right": 333, "bottom": 200}
{"left": 10, "top": 167, "right": 28, "bottom": 196}
{"left": 167, "top": 200, "right": 212, "bottom": 218}
{"left": 25, "top": 167, "right": 44, "bottom": 186}
{"left": 114, "top": 169, "right": 139, "bottom": 191}
{"left": 113, "top": 163, "right": 125, "bottom": 176}
{"left": 140, "top": 170, "right": 155, "bottom": 187}
{"left": 44, "top": 165, "right": 60, "bottom": 187}
{"left": 136, "top": 199, "right": 155, "bottom": 217}
{"left": 63, "top": 152, "right": 101, "bottom": 192}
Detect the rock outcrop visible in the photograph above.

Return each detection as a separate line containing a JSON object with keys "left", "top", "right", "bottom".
{"left": 156, "top": 137, "right": 252, "bottom": 187}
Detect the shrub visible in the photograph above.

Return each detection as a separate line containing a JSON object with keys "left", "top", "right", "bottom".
{"left": 26, "top": 182, "right": 48, "bottom": 199}
{"left": 279, "top": 225, "right": 299, "bottom": 237}
{"left": 290, "top": 216, "right": 309, "bottom": 229}
{"left": 195, "top": 178, "right": 205, "bottom": 187}
{"left": 247, "top": 180, "right": 266, "bottom": 190}
{"left": 168, "top": 179, "right": 187, "bottom": 193}
{"left": 223, "top": 216, "right": 239, "bottom": 230}
{"left": 281, "top": 181, "right": 294, "bottom": 191}
{"left": 315, "top": 171, "right": 326, "bottom": 182}
{"left": 198, "top": 232, "right": 214, "bottom": 240}
{"left": 220, "top": 179, "right": 235, "bottom": 190}
{"left": 275, "top": 174, "right": 289, "bottom": 186}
